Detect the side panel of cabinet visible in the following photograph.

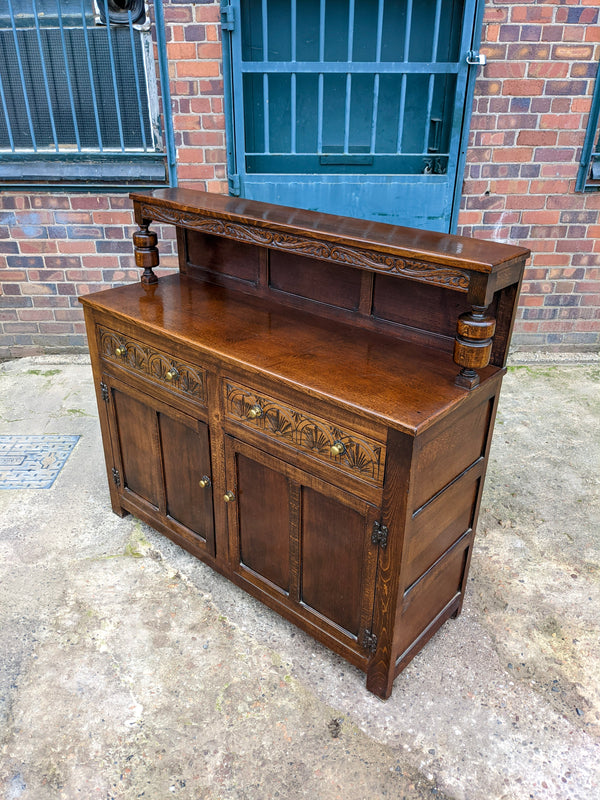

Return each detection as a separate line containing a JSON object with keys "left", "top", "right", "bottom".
{"left": 224, "top": 436, "right": 380, "bottom": 662}
{"left": 103, "top": 373, "right": 216, "bottom": 556}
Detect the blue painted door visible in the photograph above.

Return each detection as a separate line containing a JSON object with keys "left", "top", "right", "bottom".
{"left": 223, "top": 0, "right": 483, "bottom": 232}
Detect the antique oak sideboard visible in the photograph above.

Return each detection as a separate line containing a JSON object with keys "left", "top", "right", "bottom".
{"left": 80, "top": 189, "right": 529, "bottom": 700}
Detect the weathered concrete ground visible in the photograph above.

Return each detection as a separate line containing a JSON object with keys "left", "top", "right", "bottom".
{"left": 0, "top": 355, "right": 598, "bottom": 800}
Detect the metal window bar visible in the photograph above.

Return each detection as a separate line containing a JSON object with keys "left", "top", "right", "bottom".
{"left": 396, "top": 0, "right": 413, "bottom": 151}
{"left": 0, "top": 0, "right": 176, "bottom": 188}
{"left": 422, "top": 0, "right": 443, "bottom": 153}
{"left": 576, "top": 60, "right": 600, "bottom": 192}
{"left": 369, "top": 0, "right": 385, "bottom": 154}
{"left": 290, "top": 0, "right": 296, "bottom": 153}
{"left": 343, "top": 0, "right": 355, "bottom": 153}
{"left": 79, "top": 0, "right": 104, "bottom": 152}
{"left": 317, "top": 0, "right": 325, "bottom": 154}
{"left": 0, "top": 65, "right": 15, "bottom": 151}
{"left": 33, "top": 0, "right": 59, "bottom": 151}
{"left": 101, "top": 0, "right": 125, "bottom": 150}
{"left": 262, "top": 0, "right": 269, "bottom": 153}
{"left": 127, "top": 8, "right": 148, "bottom": 151}
{"left": 56, "top": 0, "right": 82, "bottom": 150}
{"left": 8, "top": 0, "right": 38, "bottom": 150}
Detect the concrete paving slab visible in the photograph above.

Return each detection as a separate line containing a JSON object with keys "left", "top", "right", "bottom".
{"left": 0, "top": 355, "right": 598, "bottom": 800}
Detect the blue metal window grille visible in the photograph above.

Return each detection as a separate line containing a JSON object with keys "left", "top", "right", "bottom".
{"left": 235, "top": 0, "right": 466, "bottom": 177}
{"left": 221, "top": 0, "right": 486, "bottom": 232}
{"left": 576, "top": 60, "right": 600, "bottom": 192}
{"left": 0, "top": 0, "right": 176, "bottom": 189}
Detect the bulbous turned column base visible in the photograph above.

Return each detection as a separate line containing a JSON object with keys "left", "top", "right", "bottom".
{"left": 133, "top": 224, "right": 159, "bottom": 285}
{"left": 453, "top": 305, "right": 496, "bottom": 390}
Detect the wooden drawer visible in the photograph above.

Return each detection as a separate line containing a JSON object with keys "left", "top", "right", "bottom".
{"left": 223, "top": 380, "right": 386, "bottom": 488}
{"left": 98, "top": 325, "right": 207, "bottom": 407}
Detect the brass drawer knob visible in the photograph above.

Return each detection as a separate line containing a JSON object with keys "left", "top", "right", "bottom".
{"left": 224, "top": 490, "right": 235, "bottom": 503}
{"left": 330, "top": 441, "right": 346, "bottom": 457}
{"left": 246, "top": 404, "right": 263, "bottom": 420}
{"left": 115, "top": 346, "right": 127, "bottom": 357}
{"left": 198, "top": 476, "right": 211, "bottom": 489}
{"left": 165, "top": 366, "right": 179, "bottom": 381}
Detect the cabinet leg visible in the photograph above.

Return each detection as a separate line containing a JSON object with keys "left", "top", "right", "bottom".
{"left": 451, "top": 600, "right": 464, "bottom": 619}
{"left": 366, "top": 656, "right": 395, "bottom": 701}
{"left": 109, "top": 495, "right": 129, "bottom": 518}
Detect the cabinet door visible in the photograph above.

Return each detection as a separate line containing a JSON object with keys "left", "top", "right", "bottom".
{"left": 224, "top": 436, "right": 380, "bottom": 660}
{"left": 103, "top": 373, "right": 215, "bottom": 556}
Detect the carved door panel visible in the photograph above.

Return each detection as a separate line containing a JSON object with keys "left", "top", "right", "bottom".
{"left": 223, "top": 436, "right": 380, "bottom": 656}
{"left": 103, "top": 373, "right": 215, "bottom": 556}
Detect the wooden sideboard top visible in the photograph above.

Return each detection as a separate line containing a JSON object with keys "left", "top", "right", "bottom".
{"left": 81, "top": 274, "right": 502, "bottom": 435}
{"left": 131, "top": 188, "right": 530, "bottom": 277}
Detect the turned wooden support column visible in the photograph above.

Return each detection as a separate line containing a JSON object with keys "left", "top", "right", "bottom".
{"left": 133, "top": 221, "right": 159, "bottom": 285}
{"left": 453, "top": 305, "right": 496, "bottom": 389}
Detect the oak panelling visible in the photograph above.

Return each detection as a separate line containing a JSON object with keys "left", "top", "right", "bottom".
{"left": 490, "top": 282, "right": 522, "bottom": 368}
{"left": 186, "top": 230, "right": 261, "bottom": 285}
{"left": 112, "top": 388, "right": 160, "bottom": 507}
{"left": 411, "top": 389, "right": 497, "bottom": 509}
{"left": 366, "top": 427, "right": 415, "bottom": 700}
{"left": 372, "top": 274, "right": 471, "bottom": 339}
{"left": 301, "top": 487, "right": 369, "bottom": 637}
{"left": 269, "top": 250, "right": 362, "bottom": 311}
{"left": 159, "top": 412, "right": 214, "bottom": 546}
{"left": 404, "top": 468, "right": 482, "bottom": 589}
{"left": 99, "top": 325, "right": 208, "bottom": 409}
{"left": 236, "top": 452, "right": 291, "bottom": 594}
{"left": 395, "top": 534, "right": 470, "bottom": 659}
{"left": 133, "top": 188, "right": 529, "bottom": 279}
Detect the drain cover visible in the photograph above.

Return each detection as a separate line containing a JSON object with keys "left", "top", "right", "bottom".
{"left": 0, "top": 435, "right": 80, "bottom": 489}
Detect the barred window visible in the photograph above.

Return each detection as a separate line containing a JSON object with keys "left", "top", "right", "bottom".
{"left": 0, "top": 0, "right": 175, "bottom": 189}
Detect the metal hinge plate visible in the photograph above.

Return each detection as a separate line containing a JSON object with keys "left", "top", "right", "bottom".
{"left": 100, "top": 382, "right": 109, "bottom": 402}
{"left": 372, "top": 520, "right": 388, "bottom": 549}
{"left": 111, "top": 468, "right": 121, "bottom": 487}
{"left": 220, "top": 3, "right": 235, "bottom": 31}
{"left": 361, "top": 629, "right": 378, "bottom": 654}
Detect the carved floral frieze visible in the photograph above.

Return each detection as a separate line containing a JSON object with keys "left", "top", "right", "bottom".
{"left": 99, "top": 327, "right": 207, "bottom": 405}
{"left": 137, "top": 202, "right": 470, "bottom": 291}
{"left": 225, "top": 382, "right": 385, "bottom": 486}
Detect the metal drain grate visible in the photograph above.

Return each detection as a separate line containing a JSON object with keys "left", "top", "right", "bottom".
{"left": 0, "top": 435, "right": 80, "bottom": 489}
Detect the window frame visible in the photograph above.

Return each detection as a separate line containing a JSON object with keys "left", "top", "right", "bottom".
{"left": 576, "top": 60, "right": 600, "bottom": 192}
{"left": 0, "top": 0, "right": 177, "bottom": 191}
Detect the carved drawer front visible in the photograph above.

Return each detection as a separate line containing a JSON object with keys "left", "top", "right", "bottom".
{"left": 99, "top": 326, "right": 207, "bottom": 407}
{"left": 224, "top": 381, "right": 385, "bottom": 487}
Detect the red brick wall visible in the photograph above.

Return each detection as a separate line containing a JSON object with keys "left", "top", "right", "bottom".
{"left": 1, "top": 0, "right": 599, "bottom": 357}
{"left": 0, "top": 1, "right": 224, "bottom": 358}
{"left": 457, "top": 0, "right": 600, "bottom": 349}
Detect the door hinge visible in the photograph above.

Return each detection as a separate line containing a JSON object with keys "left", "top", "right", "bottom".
{"left": 361, "top": 629, "right": 378, "bottom": 654}
{"left": 111, "top": 468, "right": 121, "bottom": 487}
{"left": 220, "top": 2, "right": 235, "bottom": 31}
{"left": 100, "top": 382, "right": 109, "bottom": 402}
{"left": 372, "top": 520, "right": 388, "bottom": 549}
{"left": 466, "top": 50, "right": 486, "bottom": 66}
{"left": 228, "top": 173, "right": 241, "bottom": 196}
